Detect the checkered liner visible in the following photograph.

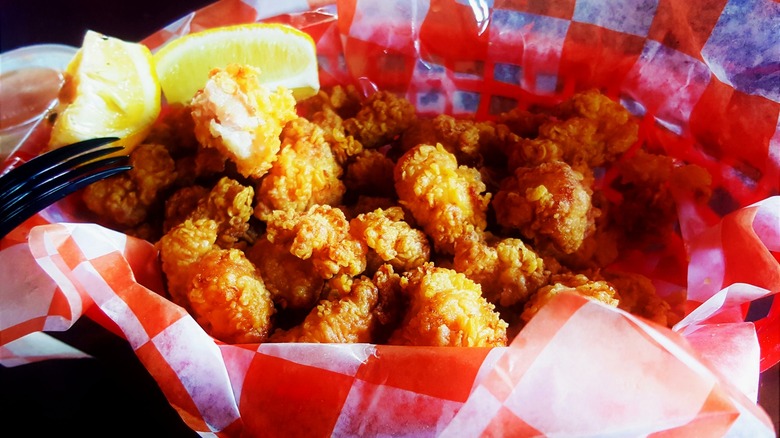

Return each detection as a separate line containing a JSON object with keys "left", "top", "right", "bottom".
{"left": 1, "top": 0, "right": 778, "bottom": 436}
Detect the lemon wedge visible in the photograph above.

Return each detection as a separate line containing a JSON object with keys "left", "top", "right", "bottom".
{"left": 153, "top": 23, "right": 320, "bottom": 104}
{"left": 49, "top": 31, "right": 161, "bottom": 152}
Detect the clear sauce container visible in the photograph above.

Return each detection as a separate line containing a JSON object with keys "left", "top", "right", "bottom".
{"left": 0, "top": 44, "right": 78, "bottom": 161}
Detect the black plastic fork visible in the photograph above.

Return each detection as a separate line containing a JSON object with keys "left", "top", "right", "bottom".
{"left": 0, "top": 137, "right": 132, "bottom": 239}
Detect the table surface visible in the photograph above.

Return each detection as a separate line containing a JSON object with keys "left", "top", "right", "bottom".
{"left": 1, "top": 0, "right": 778, "bottom": 435}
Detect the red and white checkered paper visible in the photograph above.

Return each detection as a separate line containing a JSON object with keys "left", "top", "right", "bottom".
{"left": 1, "top": 0, "right": 778, "bottom": 436}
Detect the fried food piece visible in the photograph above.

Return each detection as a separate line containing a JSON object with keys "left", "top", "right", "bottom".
{"left": 269, "top": 265, "right": 402, "bottom": 343}
{"left": 401, "top": 115, "right": 483, "bottom": 164}
{"left": 394, "top": 144, "right": 491, "bottom": 254}
{"left": 246, "top": 235, "right": 324, "bottom": 310}
{"left": 143, "top": 103, "right": 200, "bottom": 157}
{"left": 453, "top": 232, "right": 549, "bottom": 307}
{"left": 163, "top": 185, "right": 209, "bottom": 233}
{"left": 265, "top": 204, "right": 367, "bottom": 279}
{"left": 349, "top": 207, "right": 431, "bottom": 273}
{"left": 158, "top": 218, "right": 218, "bottom": 308}
{"left": 190, "top": 64, "right": 297, "bottom": 178}
{"left": 613, "top": 149, "right": 711, "bottom": 242}
{"left": 401, "top": 115, "right": 517, "bottom": 167}
{"left": 187, "top": 177, "right": 255, "bottom": 248}
{"left": 604, "top": 270, "right": 681, "bottom": 327}
{"left": 158, "top": 217, "right": 274, "bottom": 343}
{"left": 497, "top": 106, "right": 554, "bottom": 139}
{"left": 389, "top": 264, "right": 508, "bottom": 347}
{"left": 187, "top": 247, "right": 274, "bottom": 344}
{"left": 344, "top": 90, "right": 416, "bottom": 148}
{"left": 311, "top": 106, "right": 364, "bottom": 165}
{"left": 253, "top": 118, "right": 346, "bottom": 220}
{"left": 300, "top": 84, "right": 363, "bottom": 119}
{"left": 493, "top": 160, "right": 596, "bottom": 254}
{"left": 507, "top": 89, "right": 638, "bottom": 169}
{"left": 82, "top": 143, "right": 177, "bottom": 230}
{"left": 342, "top": 196, "right": 399, "bottom": 219}
{"left": 520, "top": 273, "right": 619, "bottom": 323}
{"left": 344, "top": 149, "right": 397, "bottom": 199}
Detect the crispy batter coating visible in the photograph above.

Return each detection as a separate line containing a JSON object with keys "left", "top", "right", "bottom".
{"left": 158, "top": 218, "right": 218, "bottom": 308}
{"left": 85, "top": 81, "right": 698, "bottom": 345}
{"left": 300, "top": 84, "right": 363, "bottom": 119}
{"left": 144, "top": 103, "right": 200, "bottom": 157}
{"left": 311, "top": 106, "right": 364, "bottom": 165}
{"left": 265, "top": 205, "right": 367, "bottom": 279}
{"left": 613, "top": 149, "right": 711, "bottom": 241}
{"left": 389, "top": 264, "right": 507, "bottom": 347}
{"left": 453, "top": 232, "right": 549, "bottom": 307}
{"left": 253, "top": 117, "right": 346, "bottom": 220}
{"left": 507, "top": 89, "right": 638, "bottom": 169}
{"left": 163, "top": 185, "right": 209, "bottom": 234}
{"left": 344, "top": 149, "right": 397, "bottom": 198}
{"left": 343, "top": 90, "right": 416, "bottom": 148}
{"left": 187, "top": 247, "right": 274, "bottom": 344}
{"left": 246, "top": 235, "right": 324, "bottom": 310}
{"left": 493, "top": 160, "right": 596, "bottom": 254}
{"left": 520, "top": 273, "right": 619, "bottom": 324}
{"left": 497, "top": 106, "right": 554, "bottom": 139}
{"left": 394, "top": 144, "right": 490, "bottom": 254}
{"left": 349, "top": 207, "right": 430, "bottom": 273}
{"left": 187, "top": 177, "right": 255, "bottom": 248}
{"left": 605, "top": 270, "right": 681, "bottom": 327}
{"left": 82, "top": 143, "right": 177, "bottom": 231}
{"left": 269, "top": 275, "right": 379, "bottom": 343}
{"left": 401, "top": 115, "right": 517, "bottom": 167}
{"left": 190, "top": 64, "right": 297, "bottom": 178}
{"left": 158, "top": 217, "right": 273, "bottom": 343}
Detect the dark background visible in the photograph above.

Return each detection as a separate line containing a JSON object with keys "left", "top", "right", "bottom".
{"left": 1, "top": 0, "right": 214, "bottom": 52}
{"left": 1, "top": 0, "right": 778, "bottom": 435}
{"left": 2, "top": 3, "right": 213, "bottom": 436}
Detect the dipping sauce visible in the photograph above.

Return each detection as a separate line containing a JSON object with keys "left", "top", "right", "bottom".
{"left": 0, "top": 43, "right": 78, "bottom": 160}
{"left": 0, "top": 67, "right": 64, "bottom": 130}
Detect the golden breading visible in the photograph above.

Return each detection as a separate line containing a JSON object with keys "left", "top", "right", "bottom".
{"left": 158, "top": 217, "right": 274, "bottom": 344}
{"left": 84, "top": 82, "right": 696, "bottom": 343}
{"left": 300, "top": 84, "right": 363, "bottom": 119}
{"left": 253, "top": 117, "right": 346, "bottom": 221}
{"left": 158, "top": 218, "right": 218, "bottom": 309}
{"left": 389, "top": 264, "right": 508, "bottom": 347}
{"left": 311, "top": 106, "right": 364, "bottom": 165}
{"left": 344, "top": 149, "right": 397, "bottom": 198}
{"left": 163, "top": 185, "right": 209, "bottom": 234}
{"left": 605, "top": 270, "right": 682, "bottom": 327}
{"left": 453, "top": 232, "right": 549, "bottom": 308}
{"left": 187, "top": 247, "right": 274, "bottom": 344}
{"left": 343, "top": 90, "right": 416, "bottom": 148}
{"left": 349, "top": 206, "right": 431, "bottom": 273}
{"left": 520, "top": 273, "right": 620, "bottom": 324}
{"left": 190, "top": 64, "right": 298, "bottom": 178}
{"left": 507, "top": 89, "right": 638, "bottom": 169}
{"left": 245, "top": 235, "right": 324, "bottom": 310}
{"left": 394, "top": 143, "right": 490, "bottom": 254}
{"left": 82, "top": 143, "right": 177, "bottom": 230}
{"left": 493, "top": 160, "right": 596, "bottom": 254}
{"left": 401, "top": 115, "right": 518, "bottom": 167}
{"left": 265, "top": 205, "right": 367, "bottom": 279}
{"left": 188, "top": 177, "right": 254, "bottom": 248}
{"left": 614, "top": 149, "right": 711, "bottom": 241}
{"left": 268, "top": 274, "right": 381, "bottom": 343}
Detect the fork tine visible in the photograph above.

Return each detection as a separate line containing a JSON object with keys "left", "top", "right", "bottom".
{"left": 0, "top": 137, "right": 119, "bottom": 194}
{"left": 0, "top": 155, "right": 131, "bottom": 217}
{"left": 0, "top": 158, "right": 132, "bottom": 238}
{"left": 0, "top": 145, "right": 126, "bottom": 205}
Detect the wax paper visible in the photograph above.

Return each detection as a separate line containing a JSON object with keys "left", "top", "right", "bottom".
{"left": 1, "top": 0, "right": 778, "bottom": 436}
